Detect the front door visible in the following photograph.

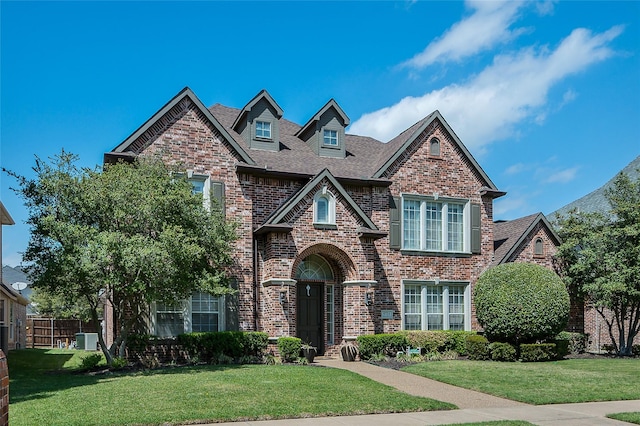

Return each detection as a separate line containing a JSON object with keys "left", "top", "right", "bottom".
{"left": 296, "top": 282, "right": 324, "bottom": 354}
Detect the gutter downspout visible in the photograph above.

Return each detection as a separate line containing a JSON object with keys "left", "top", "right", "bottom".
{"left": 253, "top": 235, "right": 259, "bottom": 331}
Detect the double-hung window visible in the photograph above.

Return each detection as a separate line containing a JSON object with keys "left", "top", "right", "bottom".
{"left": 402, "top": 281, "right": 470, "bottom": 331}
{"left": 256, "top": 121, "right": 272, "bottom": 139}
{"left": 154, "top": 292, "right": 224, "bottom": 337}
{"left": 402, "top": 196, "right": 468, "bottom": 252}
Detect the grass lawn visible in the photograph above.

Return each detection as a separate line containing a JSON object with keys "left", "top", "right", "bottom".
{"left": 608, "top": 412, "right": 640, "bottom": 424}
{"left": 402, "top": 358, "right": 640, "bottom": 405}
{"left": 9, "top": 349, "right": 454, "bottom": 426}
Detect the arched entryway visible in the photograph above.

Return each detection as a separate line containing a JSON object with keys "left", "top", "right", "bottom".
{"left": 295, "top": 254, "right": 333, "bottom": 355}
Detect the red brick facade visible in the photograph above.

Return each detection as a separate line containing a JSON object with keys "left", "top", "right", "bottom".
{"left": 106, "top": 88, "right": 506, "bottom": 355}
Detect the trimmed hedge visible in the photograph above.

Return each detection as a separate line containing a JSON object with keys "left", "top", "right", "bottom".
{"left": 475, "top": 263, "right": 570, "bottom": 344}
{"left": 401, "top": 330, "right": 476, "bottom": 356}
{"left": 277, "top": 337, "right": 302, "bottom": 363}
{"left": 357, "top": 334, "right": 407, "bottom": 359}
{"left": 489, "top": 342, "right": 517, "bottom": 362}
{"left": 177, "top": 331, "right": 269, "bottom": 363}
{"left": 556, "top": 331, "right": 588, "bottom": 354}
{"left": 466, "top": 334, "right": 490, "bottom": 360}
{"left": 520, "top": 343, "right": 556, "bottom": 362}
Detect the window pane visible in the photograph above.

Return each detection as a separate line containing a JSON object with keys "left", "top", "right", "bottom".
{"left": 403, "top": 200, "right": 421, "bottom": 250}
{"left": 323, "top": 129, "right": 338, "bottom": 146}
{"left": 156, "top": 312, "right": 184, "bottom": 337}
{"left": 326, "top": 286, "right": 334, "bottom": 345}
{"left": 192, "top": 292, "right": 220, "bottom": 332}
{"left": 256, "top": 121, "right": 271, "bottom": 138}
{"left": 425, "top": 202, "right": 443, "bottom": 250}
{"left": 447, "top": 203, "right": 464, "bottom": 251}
{"left": 425, "top": 286, "right": 443, "bottom": 330}
{"left": 190, "top": 179, "right": 205, "bottom": 195}
{"left": 404, "top": 285, "right": 422, "bottom": 330}
{"left": 316, "top": 197, "right": 328, "bottom": 223}
{"left": 449, "top": 286, "right": 465, "bottom": 331}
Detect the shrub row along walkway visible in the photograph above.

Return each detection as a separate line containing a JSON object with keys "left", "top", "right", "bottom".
{"left": 210, "top": 358, "right": 639, "bottom": 426}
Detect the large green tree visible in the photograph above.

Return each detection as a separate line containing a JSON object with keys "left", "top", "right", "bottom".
{"left": 5, "top": 151, "right": 236, "bottom": 363}
{"left": 555, "top": 171, "right": 640, "bottom": 356}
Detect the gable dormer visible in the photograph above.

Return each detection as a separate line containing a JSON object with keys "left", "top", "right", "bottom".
{"left": 232, "top": 89, "right": 284, "bottom": 152}
{"left": 295, "top": 99, "right": 349, "bottom": 159}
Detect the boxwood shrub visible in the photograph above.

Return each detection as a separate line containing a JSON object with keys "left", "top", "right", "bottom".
{"left": 177, "top": 331, "right": 269, "bottom": 363}
{"left": 277, "top": 337, "right": 302, "bottom": 363}
{"left": 475, "top": 263, "right": 570, "bottom": 344}
{"left": 520, "top": 343, "right": 557, "bottom": 362}
{"left": 466, "top": 334, "right": 490, "bottom": 360}
{"left": 402, "top": 330, "right": 476, "bottom": 356}
{"left": 489, "top": 342, "right": 517, "bottom": 362}
{"left": 357, "top": 333, "right": 407, "bottom": 360}
{"left": 556, "top": 331, "right": 588, "bottom": 354}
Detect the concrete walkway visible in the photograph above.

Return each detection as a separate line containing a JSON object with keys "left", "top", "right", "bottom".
{"left": 208, "top": 358, "right": 640, "bottom": 426}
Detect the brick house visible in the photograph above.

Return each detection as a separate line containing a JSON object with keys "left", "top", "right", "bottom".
{"left": 104, "top": 87, "right": 506, "bottom": 354}
{"left": 492, "top": 213, "right": 586, "bottom": 332}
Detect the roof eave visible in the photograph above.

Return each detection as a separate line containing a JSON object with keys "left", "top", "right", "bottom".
{"left": 111, "top": 87, "right": 256, "bottom": 166}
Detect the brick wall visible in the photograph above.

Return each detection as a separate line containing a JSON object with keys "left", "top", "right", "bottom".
{"left": 127, "top": 98, "right": 497, "bottom": 355}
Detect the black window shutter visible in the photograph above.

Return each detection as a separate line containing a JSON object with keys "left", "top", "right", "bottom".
{"left": 471, "top": 203, "right": 481, "bottom": 254}
{"left": 389, "top": 196, "right": 401, "bottom": 249}
{"left": 211, "top": 181, "right": 225, "bottom": 217}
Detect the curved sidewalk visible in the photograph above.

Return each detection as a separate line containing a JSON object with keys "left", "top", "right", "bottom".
{"left": 210, "top": 358, "right": 640, "bottom": 425}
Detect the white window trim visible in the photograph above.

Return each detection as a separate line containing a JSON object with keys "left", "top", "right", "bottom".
{"left": 313, "top": 189, "right": 336, "bottom": 225}
{"left": 322, "top": 129, "right": 339, "bottom": 147}
{"left": 255, "top": 120, "right": 272, "bottom": 140}
{"left": 401, "top": 194, "right": 471, "bottom": 253}
{"left": 151, "top": 294, "right": 225, "bottom": 337}
{"left": 188, "top": 174, "right": 211, "bottom": 210}
{"left": 401, "top": 279, "right": 471, "bottom": 331}
{"left": 326, "top": 285, "right": 335, "bottom": 345}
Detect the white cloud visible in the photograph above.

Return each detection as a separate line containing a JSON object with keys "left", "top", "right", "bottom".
{"left": 349, "top": 25, "right": 623, "bottom": 150}
{"left": 544, "top": 167, "right": 579, "bottom": 184}
{"left": 504, "top": 163, "right": 527, "bottom": 175}
{"left": 493, "top": 195, "right": 529, "bottom": 217}
{"left": 402, "top": 1, "right": 526, "bottom": 69}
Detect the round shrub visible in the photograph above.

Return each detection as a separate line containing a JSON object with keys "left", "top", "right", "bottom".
{"left": 475, "top": 263, "right": 570, "bottom": 344}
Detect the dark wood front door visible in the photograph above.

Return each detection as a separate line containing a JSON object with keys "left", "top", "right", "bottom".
{"left": 297, "top": 282, "right": 324, "bottom": 354}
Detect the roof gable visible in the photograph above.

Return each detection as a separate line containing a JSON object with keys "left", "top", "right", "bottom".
{"left": 371, "top": 111, "right": 501, "bottom": 194}
{"left": 258, "top": 168, "right": 378, "bottom": 232}
{"left": 231, "top": 89, "right": 284, "bottom": 131}
{"left": 493, "top": 212, "right": 561, "bottom": 265}
{"left": 295, "top": 99, "right": 350, "bottom": 138}
{"left": 110, "top": 87, "right": 255, "bottom": 165}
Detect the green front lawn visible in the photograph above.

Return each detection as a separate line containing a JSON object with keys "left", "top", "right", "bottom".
{"left": 9, "top": 349, "right": 453, "bottom": 426}
{"left": 403, "top": 358, "right": 640, "bottom": 405}
{"left": 608, "top": 412, "right": 640, "bottom": 424}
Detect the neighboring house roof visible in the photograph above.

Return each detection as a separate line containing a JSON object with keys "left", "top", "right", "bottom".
{"left": 552, "top": 155, "right": 640, "bottom": 219}
{"left": 107, "top": 87, "right": 256, "bottom": 166}
{"left": 2, "top": 266, "right": 34, "bottom": 313}
{"left": 255, "top": 168, "right": 384, "bottom": 238}
{"left": 0, "top": 280, "right": 29, "bottom": 307}
{"left": 1, "top": 201, "right": 14, "bottom": 225}
{"left": 493, "top": 212, "right": 561, "bottom": 266}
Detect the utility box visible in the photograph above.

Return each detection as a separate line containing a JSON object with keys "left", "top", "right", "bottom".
{"left": 75, "top": 332, "right": 98, "bottom": 351}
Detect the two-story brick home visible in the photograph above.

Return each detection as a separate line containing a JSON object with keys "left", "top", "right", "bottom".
{"left": 105, "top": 87, "right": 505, "bottom": 355}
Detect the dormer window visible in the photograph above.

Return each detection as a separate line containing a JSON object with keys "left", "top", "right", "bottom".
{"left": 256, "top": 121, "right": 271, "bottom": 139}
{"left": 534, "top": 238, "right": 544, "bottom": 256}
{"left": 323, "top": 129, "right": 338, "bottom": 147}
{"left": 314, "top": 187, "right": 336, "bottom": 226}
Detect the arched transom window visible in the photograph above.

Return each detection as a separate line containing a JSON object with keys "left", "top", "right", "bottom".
{"left": 296, "top": 254, "right": 334, "bottom": 281}
{"left": 314, "top": 187, "right": 336, "bottom": 225}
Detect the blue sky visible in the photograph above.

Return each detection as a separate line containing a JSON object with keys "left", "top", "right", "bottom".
{"left": 1, "top": 1, "right": 639, "bottom": 267}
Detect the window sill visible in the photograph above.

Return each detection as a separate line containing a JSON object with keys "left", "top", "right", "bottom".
{"left": 254, "top": 137, "right": 274, "bottom": 142}
{"left": 313, "top": 223, "right": 337, "bottom": 230}
{"left": 400, "top": 249, "right": 472, "bottom": 258}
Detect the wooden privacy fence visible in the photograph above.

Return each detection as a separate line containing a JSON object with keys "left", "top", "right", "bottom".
{"left": 26, "top": 318, "right": 98, "bottom": 348}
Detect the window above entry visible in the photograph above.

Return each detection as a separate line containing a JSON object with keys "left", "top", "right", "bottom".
{"left": 314, "top": 187, "right": 336, "bottom": 226}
